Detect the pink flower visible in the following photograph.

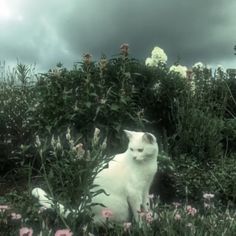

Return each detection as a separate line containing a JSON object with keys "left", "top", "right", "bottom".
{"left": 101, "top": 208, "right": 113, "bottom": 219}
{"left": 123, "top": 222, "right": 132, "bottom": 232}
{"left": 19, "top": 227, "right": 33, "bottom": 236}
{"left": 174, "top": 213, "right": 181, "bottom": 220}
{"left": 55, "top": 229, "right": 73, "bottom": 236}
{"left": 186, "top": 205, "right": 197, "bottom": 216}
{"left": 138, "top": 210, "right": 154, "bottom": 223}
{"left": 0, "top": 205, "right": 10, "bottom": 212}
{"left": 11, "top": 212, "right": 22, "bottom": 220}
{"left": 145, "top": 211, "right": 154, "bottom": 223}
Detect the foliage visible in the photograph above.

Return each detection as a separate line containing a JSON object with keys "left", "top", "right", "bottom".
{"left": 1, "top": 52, "right": 236, "bottom": 235}
{"left": 0, "top": 65, "right": 37, "bottom": 177}
{"left": 1, "top": 190, "right": 236, "bottom": 235}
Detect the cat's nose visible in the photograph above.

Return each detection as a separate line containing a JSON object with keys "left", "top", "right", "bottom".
{"left": 133, "top": 156, "right": 137, "bottom": 160}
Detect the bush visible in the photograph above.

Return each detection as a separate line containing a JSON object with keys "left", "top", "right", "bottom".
{"left": 0, "top": 65, "right": 37, "bottom": 177}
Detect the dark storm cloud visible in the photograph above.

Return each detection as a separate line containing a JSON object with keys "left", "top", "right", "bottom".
{"left": 0, "top": 0, "right": 235, "bottom": 71}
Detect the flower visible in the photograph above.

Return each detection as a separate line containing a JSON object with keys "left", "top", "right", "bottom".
{"left": 120, "top": 43, "right": 129, "bottom": 56}
{"left": 50, "top": 68, "right": 62, "bottom": 77}
{"left": 138, "top": 210, "right": 154, "bottom": 223}
{"left": 0, "top": 205, "right": 10, "bottom": 212}
{"left": 215, "top": 65, "right": 226, "bottom": 79}
{"left": 56, "top": 136, "right": 62, "bottom": 150}
{"left": 192, "top": 62, "right": 204, "bottom": 70}
{"left": 203, "top": 193, "right": 215, "bottom": 200}
{"left": 204, "top": 202, "right": 211, "bottom": 209}
{"left": 99, "top": 58, "right": 108, "bottom": 70}
{"left": 74, "top": 143, "right": 85, "bottom": 159}
{"left": 93, "top": 127, "right": 100, "bottom": 145}
{"left": 66, "top": 127, "right": 71, "bottom": 141}
{"left": 174, "top": 213, "right": 181, "bottom": 220}
{"left": 55, "top": 229, "right": 73, "bottom": 236}
{"left": 151, "top": 46, "right": 168, "bottom": 64}
{"left": 145, "top": 46, "right": 167, "bottom": 67}
{"left": 186, "top": 205, "right": 197, "bottom": 216}
{"left": 172, "top": 202, "right": 181, "bottom": 208}
{"left": 123, "top": 222, "right": 132, "bottom": 232}
{"left": 83, "top": 53, "right": 92, "bottom": 64}
{"left": 51, "top": 135, "right": 56, "bottom": 147}
{"left": 145, "top": 57, "right": 157, "bottom": 66}
{"left": 101, "top": 137, "right": 107, "bottom": 150}
{"left": 145, "top": 211, "right": 154, "bottom": 223}
{"left": 19, "top": 227, "right": 33, "bottom": 236}
{"left": 11, "top": 212, "right": 22, "bottom": 220}
{"left": 186, "top": 223, "right": 193, "bottom": 228}
{"left": 169, "top": 64, "right": 188, "bottom": 78}
{"left": 101, "top": 208, "right": 113, "bottom": 219}
{"left": 35, "top": 135, "right": 41, "bottom": 147}
{"left": 148, "top": 194, "right": 154, "bottom": 199}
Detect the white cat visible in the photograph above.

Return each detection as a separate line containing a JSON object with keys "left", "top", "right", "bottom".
{"left": 32, "top": 130, "right": 158, "bottom": 225}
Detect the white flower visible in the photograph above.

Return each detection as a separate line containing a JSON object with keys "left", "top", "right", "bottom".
{"left": 51, "top": 135, "right": 56, "bottom": 147}
{"left": 56, "top": 136, "right": 62, "bottom": 150}
{"left": 190, "top": 80, "right": 196, "bottom": 93}
{"left": 153, "top": 82, "right": 161, "bottom": 91}
{"left": 151, "top": 47, "right": 168, "bottom": 63}
{"left": 217, "top": 65, "right": 224, "bottom": 71}
{"left": 203, "top": 193, "right": 215, "bottom": 200}
{"left": 35, "top": 135, "right": 41, "bottom": 147}
{"left": 193, "top": 62, "right": 204, "bottom": 70}
{"left": 215, "top": 65, "right": 226, "bottom": 79}
{"left": 74, "top": 143, "right": 85, "bottom": 159}
{"left": 66, "top": 127, "right": 71, "bottom": 141}
{"left": 169, "top": 64, "right": 188, "bottom": 78}
{"left": 93, "top": 128, "right": 100, "bottom": 145}
{"left": 145, "top": 46, "right": 168, "bottom": 67}
{"left": 101, "top": 137, "right": 107, "bottom": 150}
{"left": 145, "top": 57, "right": 156, "bottom": 67}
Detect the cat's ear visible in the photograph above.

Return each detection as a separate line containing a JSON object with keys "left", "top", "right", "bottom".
{"left": 124, "top": 130, "right": 133, "bottom": 140}
{"left": 142, "top": 132, "right": 156, "bottom": 144}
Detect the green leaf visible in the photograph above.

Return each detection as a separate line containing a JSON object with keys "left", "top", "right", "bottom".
{"left": 110, "top": 104, "right": 119, "bottom": 111}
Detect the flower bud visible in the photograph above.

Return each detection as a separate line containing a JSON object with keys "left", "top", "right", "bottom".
{"left": 93, "top": 128, "right": 100, "bottom": 145}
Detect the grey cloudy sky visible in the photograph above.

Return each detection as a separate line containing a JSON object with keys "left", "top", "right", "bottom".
{"left": 0, "top": 0, "right": 236, "bottom": 71}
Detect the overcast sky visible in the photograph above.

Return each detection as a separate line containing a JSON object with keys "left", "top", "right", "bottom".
{"left": 0, "top": 0, "right": 236, "bottom": 72}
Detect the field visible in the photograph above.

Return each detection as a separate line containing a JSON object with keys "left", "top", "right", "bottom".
{"left": 0, "top": 49, "right": 236, "bottom": 235}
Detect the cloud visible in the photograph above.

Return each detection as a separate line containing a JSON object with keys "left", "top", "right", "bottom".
{"left": 0, "top": 0, "right": 235, "bottom": 71}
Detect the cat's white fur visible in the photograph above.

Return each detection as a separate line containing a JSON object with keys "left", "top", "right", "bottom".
{"left": 32, "top": 130, "right": 158, "bottom": 225}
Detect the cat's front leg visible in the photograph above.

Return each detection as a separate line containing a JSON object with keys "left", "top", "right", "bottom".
{"left": 142, "top": 193, "right": 150, "bottom": 212}
{"left": 127, "top": 194, "right": 143, "bottom": 222}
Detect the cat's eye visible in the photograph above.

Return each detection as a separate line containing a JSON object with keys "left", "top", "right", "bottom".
{"left": 138, "top": 148, "right": 144, "bottom": 152}
{"left": 130, "top": 148, "right": 134, "bottom": 151}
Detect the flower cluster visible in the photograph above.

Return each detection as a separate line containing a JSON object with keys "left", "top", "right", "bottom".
{"left": 138, "top": 210, "right": 154, "bottom": 223}
{"left": 186, "top": 205, "right": 197, "bottom": 216}
{"left": 145, "top": 46, "right": 168, "bottom": 66}
{"left": 169, "top": 64, "right": 188, "bottom": 78}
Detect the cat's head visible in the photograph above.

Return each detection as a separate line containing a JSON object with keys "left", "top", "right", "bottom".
{"left": 124, "top": 130, "right": 158, "bottom": 161}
